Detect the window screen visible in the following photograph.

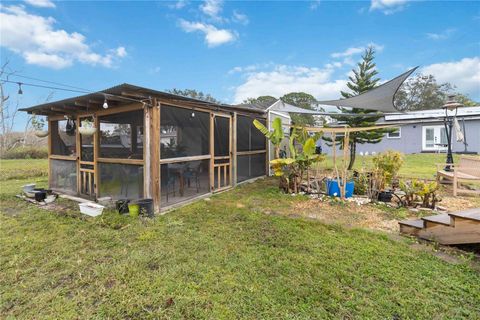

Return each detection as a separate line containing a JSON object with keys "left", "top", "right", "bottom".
{"left": 237, "top": 153, "right": 266, "bottom": 183}
{"left": 80, "top": 133, "right": 94, "bottom": 162}
{"left": 99, "top": 163, "right": 144, "bottom": 200}
{"left": 50, "top": 159, "right": 77, "bottom": 194}
{"left": 161, "top": 159, "right": 210, "bottom": 207}
{"left": 51, "top": 120, "right": 76, "bottom": 157}
{"left": 161, "top": 105, "right": 209, "bottom": 159}
{"left": 214, "top": 116, "right": 230, "bottom": 157}
{"left": 99, "top": 110, "right": 144, "bottom": 159}
{"left": 236, "top": 116, "right": 266, "bottom": 152}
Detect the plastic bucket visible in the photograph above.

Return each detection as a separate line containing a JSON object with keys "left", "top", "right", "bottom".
{"left": 116, "top": 199, "right": 130, "bottom": 214}
{"left": 326, "top": 179, "right": 354, "bottom": 198}
{"left": 128, "top": 204, "right": 139, "bottom": 217}
{"left": 137, "top": 199, "right": 154, "bottom": 217}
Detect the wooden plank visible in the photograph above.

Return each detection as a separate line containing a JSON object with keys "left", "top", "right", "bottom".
{"left": 224, "top": 165, "right": 227, "bottom": 187}
{"left": 419, "top": 218, "right": 480, "bottom": 245}
{"left": 217, "top": 166, "right": 221, "bottom": 189}
{"left": 50, "top": 155, "right": 77, "bottom": 161}
{"left": 236, "top": 150, "right": 267, "bottom": 156}
{"left": 151, "top": 100, "right": 161, "bottom": 211}
{"left": 79, "top": 168, "right": 95, "bottom": 173}
{"left": 144, "top": 105, "right": 151, "bottom": 199}
{"left": 160, "top": 154, "right": 211, "bottom": 164}
{"left": 95, "top": 103, "right": 143, "bottom": 117}
{"left": 76, "top": 115, "right": 81, "bottom": 195}
{"left": 210, "top": 113, "right": 214, "bottom": 192}
{"left": 93, "top": 115, "right": 99, "bottom": 198}
{"left": 97, "top": 158, "right": 144, "bottom": 165}
{"left": 232, "top": 112, "right": 237, "bottom": 186}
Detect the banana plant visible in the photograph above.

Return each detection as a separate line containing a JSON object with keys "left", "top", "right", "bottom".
{"left": 253, "top": 117, "right": 284, "bottom": 159}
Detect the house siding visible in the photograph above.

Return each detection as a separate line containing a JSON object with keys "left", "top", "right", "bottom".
{"left": 319, "top": 119, "right": 480, "bottom": 155}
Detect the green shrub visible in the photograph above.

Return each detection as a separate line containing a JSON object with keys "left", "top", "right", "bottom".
{"left": 1, "top": 147, "right": 48, "bottom": 159}
{"left": 372, "top": 150, "right": 404, "bottom": 184}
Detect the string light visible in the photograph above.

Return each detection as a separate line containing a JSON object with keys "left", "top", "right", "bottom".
{"left": 17, "top": 82, "right": 23, "bottom": 94}
{"left": 103, "top": 96, "right": 109, "bottom": 109}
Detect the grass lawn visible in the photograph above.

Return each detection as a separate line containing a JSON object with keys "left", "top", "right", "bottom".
{"left": 1, "top": 156, "right": 480, "bottom": 319}
{"left": 0, "top": 159, "right": 48, "bottom": 180}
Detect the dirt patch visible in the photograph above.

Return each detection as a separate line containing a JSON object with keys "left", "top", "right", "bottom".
{"left": 291, "top": 199, "right": 400, "bottom": 232}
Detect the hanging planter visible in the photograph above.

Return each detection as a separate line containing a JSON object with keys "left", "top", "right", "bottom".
{"left": 79, "top": 119, "right": 96, "bottom": 136}
{"left": 32, "top": 114, "right": 48, "bottom": 137}
{"left": 34, "top": 130, "right": 49, "bottom": 138}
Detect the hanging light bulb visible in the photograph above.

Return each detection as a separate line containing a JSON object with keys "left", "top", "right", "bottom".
{"left": 17, "top": 83, "right": 23, "bottom": 95}
{"left": 102, "top": 97, "right": 108, "bottom": 109}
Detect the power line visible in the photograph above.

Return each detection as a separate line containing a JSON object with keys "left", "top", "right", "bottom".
{"left": 0, "top": 78, "right": 152, "bottom": 106}
{"left": 10, "top": 74, "right": 92, "bottom": 92}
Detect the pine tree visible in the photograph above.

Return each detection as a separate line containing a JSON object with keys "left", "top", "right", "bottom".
{"left": 324, "top": 46, "right": 393, "bottom": 170}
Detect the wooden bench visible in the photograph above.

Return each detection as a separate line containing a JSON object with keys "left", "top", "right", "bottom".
{"left": 436, "top": 155, "right": 480, "bottom": 196}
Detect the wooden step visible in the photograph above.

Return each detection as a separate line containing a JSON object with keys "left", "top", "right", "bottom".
{"left": 398, "top": 219, "right": 424, "bottom": 236}
{"left": 448, "top": 208, "right": 480, "bottom": 222}
{"left": 422, "top": 213, "right": 452, "bottom": 227}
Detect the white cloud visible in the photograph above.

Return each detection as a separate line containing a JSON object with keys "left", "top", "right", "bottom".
{"left": 232, "top": 10, "right": 249, "bottom": 25}
{"left": 168, "top": 0, "right": 187, "bottom": 9}
{"left": 422, "top": 57, "right": 480, "bottom": 98}
{"left": 0, "top": 5, "right": 127, "bottom": 69}
{"left": 331, "top": 42, "right": 384, "bottom": 58}
{"left": 370, "top": 0, "right": 409, "bottom": 15}
{"left": 179, "top": 19, "right": 236, "bottom": 47}
{"left": 115, "top": 46, "right": 127, "bottom": 58}
{"left": 310, "top": 0, "right": 321, "bottom": 10}
{"left": 331, "top": 43, "right": 384, "bottom": 65}
{"left": 426, "top": 28, "right": 456, "bottom": 40}
{"left": 232, "top": 64, "right": 348, "bottom": 103}
{"left": 200, "top": 0, "right": 223, "bottom": 20}
{"left": 23, "top": 0, "right": 56, "bottom": 8}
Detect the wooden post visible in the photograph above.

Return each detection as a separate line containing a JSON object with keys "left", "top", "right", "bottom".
{"left": 93, "top": 115, "right": 99, "bottom": 198}
{"left": 210, "top": 113, "right": 214, "bottom": 191}
{"left": 145, "top": 99, "right": 161, "bottom": 212}
{"left": 232, "top": 112, "right": 237, "bottom": 185}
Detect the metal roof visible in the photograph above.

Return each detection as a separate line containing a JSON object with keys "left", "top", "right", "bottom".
{"left": 20, "top": 83, "right": 266, "bottom": 115}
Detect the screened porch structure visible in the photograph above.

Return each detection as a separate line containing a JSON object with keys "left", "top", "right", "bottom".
{"left": 21, "top": 84, "right": 268, "bottom": 211}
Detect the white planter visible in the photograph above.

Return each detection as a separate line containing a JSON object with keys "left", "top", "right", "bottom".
{"left": 78, "top": 126, "right": 96, "bottom": 136}
{"left": 79, "top": 202, "right": 104, "bottom": 217}
{"left": 34, "top": 130, "right": 49, "bottom": 138}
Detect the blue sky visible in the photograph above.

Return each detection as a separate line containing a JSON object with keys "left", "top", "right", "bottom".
{"left": 1, "top": 0, "right": 479, "bottom": 129}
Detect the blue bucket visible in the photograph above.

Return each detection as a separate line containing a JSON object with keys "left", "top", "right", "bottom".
{"left": 326, "top": 179, "right": 354, "bottom": 198}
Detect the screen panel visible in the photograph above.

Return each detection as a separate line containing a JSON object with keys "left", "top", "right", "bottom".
{"left": 160, "top": 105, "right": 210, "bottom": 159}
{"left": 236, "top": 153, "right": 266, "bottom": 183}
{"left": 50, "top": 159, "right": 77, "bottom": 194}
{"left": 161, "top": 159, "right": 210, "bottom": 207}
{"left": 99, "top": 110, "right": 144, "bottom": 159}
{"left": 98, "top": 163, "right": 144, "bottom": 200}
{"left": 51, "top": 120, "right": 77, "bottom": 157}
{"left": 236, "top": 115, "right": 266, "bottom": 152}
{"left": 214, "top": 116, "right": 230, "bottom": 157}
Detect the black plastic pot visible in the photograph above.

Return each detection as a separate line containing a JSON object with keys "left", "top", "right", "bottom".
{"left": 34, "top": 190, "right": 47, "bottom": 202}
{"left": 137, "top": 198, "right": 154, "bottom": 217}
{"left": 116, "top": 199, "right": 130, "bottom": 214}
{"left": 378, "top": 191, "right": 393, "bottom": 203}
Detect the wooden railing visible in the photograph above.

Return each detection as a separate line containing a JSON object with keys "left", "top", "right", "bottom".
{"left": 214, "top": 162, "right": 230, "bottom": 190}
{"left": 79, "top": 168, "right": 95, "bottom": 196}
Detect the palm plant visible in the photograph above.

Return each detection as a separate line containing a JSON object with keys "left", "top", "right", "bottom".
{"left": 253, "top": 117, "right": 284, "bottom": 159}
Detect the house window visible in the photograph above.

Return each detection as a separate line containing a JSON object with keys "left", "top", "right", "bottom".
{"left": 387, "top": 128, "right": 401, "bottom": 139}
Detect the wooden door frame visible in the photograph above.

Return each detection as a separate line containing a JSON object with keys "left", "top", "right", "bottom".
{"left": 210, "top": 112, "right": 233, "bottom": 192}
{"left": 76, "top": 115, "right": 97, "bottom": 199}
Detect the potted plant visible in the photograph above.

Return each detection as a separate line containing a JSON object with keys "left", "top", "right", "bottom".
{"left": 32, "top": 114, "right": 48, "bottom": 138}
{"left": 78, "top": 118, "right": 96, "bottom": 136}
